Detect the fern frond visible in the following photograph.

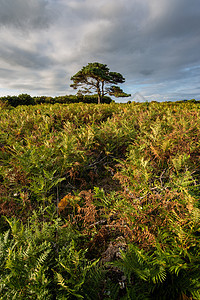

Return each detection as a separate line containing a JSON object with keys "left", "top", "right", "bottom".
{"left": 31, "top": 249, "right": 51, "bottom": 280}
{"left": 3, "top": 229, "right": 10, "bottom": 245}
{"left": 151, "top": 266, "right": 167, "bottom": 284}
{"left": 55, "top": 272, "right": 73, "bottom": 292}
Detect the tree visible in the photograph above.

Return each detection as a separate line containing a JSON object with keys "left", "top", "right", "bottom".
{"left": 70, "top": 62, "right": 131, "bottom": 104}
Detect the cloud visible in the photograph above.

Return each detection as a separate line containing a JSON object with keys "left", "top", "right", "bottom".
{"left": 0, "top": 0, "right": 53, "bottom": 29}
{"left": 0, "top": 0, "right": 200, "bottom": 100}
{"left": 0, "top": 44, "right": 53, "bottom": 70}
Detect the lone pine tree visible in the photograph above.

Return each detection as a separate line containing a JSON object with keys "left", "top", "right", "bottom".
{"left": 70, "top": 62, "right": 130, "bottom": 104}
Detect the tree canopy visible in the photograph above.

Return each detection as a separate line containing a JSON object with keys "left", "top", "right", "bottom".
{"left": 70, "top": 62, "right": 131, "bottom": 104}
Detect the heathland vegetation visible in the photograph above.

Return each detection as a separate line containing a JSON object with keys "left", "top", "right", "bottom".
{"left": 0, "top": 99, "right": 200, "bottom": 299}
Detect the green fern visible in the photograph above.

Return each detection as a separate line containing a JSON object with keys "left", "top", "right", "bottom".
{"left": 55, "top": 240, "right": 99, "bottom": 299}
{"left": 113, "top": 241, "right": 200, "bottom": 300}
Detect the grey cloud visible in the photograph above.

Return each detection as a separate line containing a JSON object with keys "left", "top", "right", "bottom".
{"left": 0, "top": 0, "right": 53, "bottom": 29}
{"left": 0, "top": 0, "right": 200, "bottom": 100}
{"left": 0, "top": 45, "right": 54, "bottom": 69}
{"left": 147, "top": 0, "right": 200, "bottom": 39}
{"left": 140, "top": 70, "right": 154, "bottom": 76}
{"left": 0, "top": 67, "right": 14, "bottom": 77}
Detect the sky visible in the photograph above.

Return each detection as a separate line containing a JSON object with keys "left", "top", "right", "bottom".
{"left": 0, "top": 0, "right": 200, "bottom": 102}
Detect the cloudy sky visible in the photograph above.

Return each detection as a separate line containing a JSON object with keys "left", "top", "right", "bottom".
{"left": 0, "top": 0, "right": 200, "bottom": 101}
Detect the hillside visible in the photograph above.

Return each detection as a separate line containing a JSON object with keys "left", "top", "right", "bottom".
{"left": 0, "top": 101, "right": 200, "bottom": 299}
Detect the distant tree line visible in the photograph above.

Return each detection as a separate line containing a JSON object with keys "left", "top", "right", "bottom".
{"left": 0, "top": 93, "right": 112, "bottom": 107}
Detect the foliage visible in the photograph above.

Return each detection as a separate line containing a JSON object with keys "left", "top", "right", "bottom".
{"left": 0, "top": 214, "right": 102, "bottom": 299}
{"left": 0, "top": 100, "right": 200, "bottom": 298}
{"left": 0, "top": 94, "right": 112, "bottom": 107}
{"left": 70, "top": 62, "right": 130, "bottom": 104}
{"left": 113, "top": 240, "right": 200, "bottom": 300}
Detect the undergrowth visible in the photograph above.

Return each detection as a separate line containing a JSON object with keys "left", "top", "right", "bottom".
{"left": 0, "top": 101, "right": 200, "bottom": 299}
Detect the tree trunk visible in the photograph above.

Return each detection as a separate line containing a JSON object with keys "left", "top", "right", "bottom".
{"left": 97, "top": 93, "right": 101, "bottom": 104}
{"left": 97, "top": 81, "right": 101, "bottom": 104}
